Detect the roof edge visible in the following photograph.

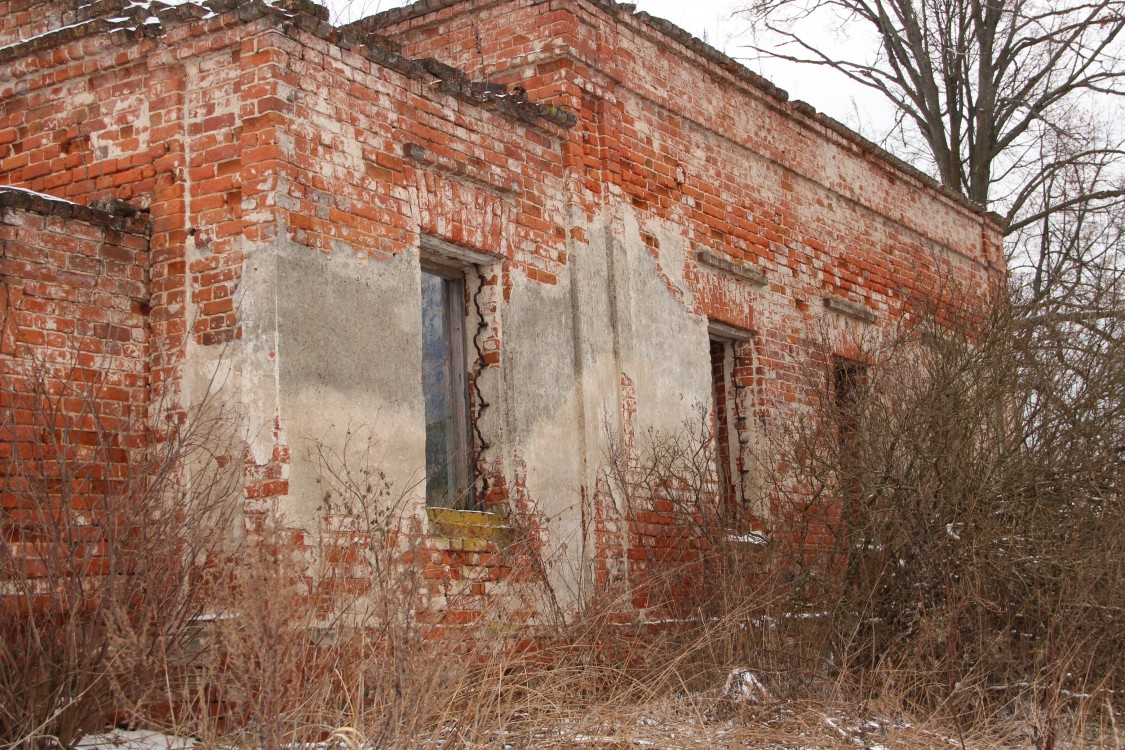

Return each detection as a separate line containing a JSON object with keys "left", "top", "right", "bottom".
{"left": 0, "top": 187, "right": 149, "bottom": 232}
{"left": 357, "top": 0, "right": 1006, "bottom": 229}
{"left": 0, "top": 0, "right": 577, "bottom": 131}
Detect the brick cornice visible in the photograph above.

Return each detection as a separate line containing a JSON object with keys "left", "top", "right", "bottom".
{"left": 363, "top": 0, "right": 1006, "bottom": 233}
{"left": 0, "top": 187, "right": 149, "bottom": 234}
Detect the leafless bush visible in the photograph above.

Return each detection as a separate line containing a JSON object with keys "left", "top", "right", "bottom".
{"left": 167, "top": 426, "right": 471, "bottom": 750}
{"left": 0, "top": 357, "right": 242, "bottom": 750}
{"left": 575, "top": 280, "right": 1122, "bottom": 744}
{"left": 595, "top": 410, "right": 809, "bottom": 699}
{"left": 767, "top": 287, "right": 1125, "bottom": 731}
{"left": 12, "top": 289, "right": 1118, "bottom": 749}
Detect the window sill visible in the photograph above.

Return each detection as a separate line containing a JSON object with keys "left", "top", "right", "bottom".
{"left": 426, "top": 507, "right": 512, "bottom": 545}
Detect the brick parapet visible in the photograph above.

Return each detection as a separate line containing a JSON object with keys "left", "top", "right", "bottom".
{"left": 0, "top": 187, "right": 148, "bottom": 233}
{"left": 369, "top": 0, "right": 1005, "bottom": 253}
{"left": 0, "top": 0, "right": 126, "bottom": 49}
{"left": 0, "top": 0, "right": 1002, "bottom": 256}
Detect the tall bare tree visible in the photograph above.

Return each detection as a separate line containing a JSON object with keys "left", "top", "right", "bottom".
{"left": 741, "top": 0, "right": 1125, "bottom": 233}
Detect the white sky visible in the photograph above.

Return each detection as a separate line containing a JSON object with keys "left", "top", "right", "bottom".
{"left": 329, "top": 0, "right": 896, "bottom": 144}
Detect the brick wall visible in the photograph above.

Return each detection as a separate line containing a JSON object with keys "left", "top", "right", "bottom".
{"left": 369, "top": 0, "right": 1006, "bottom": 620}
{"left": 0, "top": 188, "right": 148, "bottom": 403}
{"left": 0, "top": 0, "right": 123, "bottom": 48}
{"left": 0, "top": 187, "right": 150, "bottom": 583}
{"left": 0, "top": 0, "right": 1006, "bottom": 624}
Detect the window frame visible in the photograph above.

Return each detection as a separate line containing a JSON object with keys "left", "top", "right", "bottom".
{"left": 417, "top": 236, "right": 500, "bottom": 513}
{"left": 420, "top": 258, "right": 476, "bottom": 509}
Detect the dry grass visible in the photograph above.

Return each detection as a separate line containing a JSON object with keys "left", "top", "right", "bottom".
{"left": 0, "top": 357, "right": 243, "bottom": 750}
{"left": 5, "top": 286, "right": 1123, "bottom": 750}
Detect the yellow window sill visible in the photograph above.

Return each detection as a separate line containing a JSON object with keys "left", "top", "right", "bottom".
{"left": 426, "top": 507, "right": 512, "bottom": 544}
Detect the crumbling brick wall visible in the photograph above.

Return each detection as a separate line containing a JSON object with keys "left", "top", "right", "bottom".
{"left": 366, "top": 0, "right": 1006, "bottom": 619}
{"left": 0, "top": 0, "right": 1006, "bottom": 624}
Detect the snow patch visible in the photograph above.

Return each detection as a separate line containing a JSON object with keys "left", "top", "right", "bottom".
{"left": 722, "top": 667, "right": 771, "bottom": 703}
{"left": 5, "top": 0, "right": 306, "bottom": 50}
{"left": 190, "top": 611, "right": 239, "bottom": 622}
{"left": 77, "top": 730, "right": 196, "bottom": 750}
{"left": 727, "top": 531, "right": 768, "bottom": 544}
{"left": 0, "top": 185, "right": 79, "bottom": 205}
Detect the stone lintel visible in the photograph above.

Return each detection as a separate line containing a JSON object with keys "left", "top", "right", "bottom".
{"left": 823, "top": 294, "right": 877, "bottom": 323}
{"left": 696, "top": 249, "right": 768, "bottom": 287}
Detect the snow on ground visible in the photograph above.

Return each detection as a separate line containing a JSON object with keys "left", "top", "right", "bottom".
{"left": 77, "top": 730, "right": 196, "bottom": 750}
{"left": 72, "top": 689, "right": 1002, "bottom": 750}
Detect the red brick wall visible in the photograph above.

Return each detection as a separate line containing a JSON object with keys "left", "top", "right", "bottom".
{"left": 1, "top": 0, "right": 574, "bottom": 620}
{"left": 370, "top": 0, "right": 1005, "bottom": 618}
{"left": 0, "top": 0, "right": 1006, "bottom": 623}
{"left": 0, "top": 188, "right": 150, "bottom": 582}
{"left": 374, "top": 0, "right": 1001, "bottom": 284}
{"left": 0, "top": 189, "right": 148, "bottom": 397}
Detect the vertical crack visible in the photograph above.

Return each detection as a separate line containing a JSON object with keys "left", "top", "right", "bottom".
{"left": 469, "top": 270, "right": 491, "bottom": 501}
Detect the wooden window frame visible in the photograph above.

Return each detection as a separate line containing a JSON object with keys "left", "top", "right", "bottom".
{"left": 420, "top": 259, "right": 476, "bottom": 509}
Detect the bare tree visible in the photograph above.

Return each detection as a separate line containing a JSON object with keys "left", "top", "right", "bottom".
{"left": 741, "top": 0, "right": 1125, "bottom": 232}
{"left": 1014, "top": 122, "right": 1125, "bottom": 312}
{"left": 743, "top": 0, "right": 1125, "bottom": 450}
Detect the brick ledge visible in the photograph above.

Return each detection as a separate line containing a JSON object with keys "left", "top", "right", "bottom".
{"left": 0, "top": 187, "right": 149, "bottom": 233}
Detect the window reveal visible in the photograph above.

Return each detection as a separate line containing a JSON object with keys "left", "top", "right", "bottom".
{"left": 420, "top": 265, "right": 475, "bottom": 508}
{"left": 833, "top": 358, "right": 868, "bottom": 444}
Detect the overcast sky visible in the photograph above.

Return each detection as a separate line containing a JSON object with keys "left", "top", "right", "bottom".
{"left": 328, "top": 0, "right": 895, "bottom": 143}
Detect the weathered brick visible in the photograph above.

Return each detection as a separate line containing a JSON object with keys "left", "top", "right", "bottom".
{"left": 0, "top": 0, "right": 1004, "bottom": 626}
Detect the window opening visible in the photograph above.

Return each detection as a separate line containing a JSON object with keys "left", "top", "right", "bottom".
{"left": 834, "top": 357, "right": 869, "bottom": 578}
{"left": 833, "top": 358, "right": 868, "bottom": 443}
{"left": 421, "top": 263, "right": 475, "bottom": 508}
{"left": 709, "top": 334, "right": 739, "bottom": 520}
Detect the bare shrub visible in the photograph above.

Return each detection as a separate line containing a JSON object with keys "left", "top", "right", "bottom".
{"left": 0, "top": 357, "right": 242, "bottom": 750}
{"left": 165, "top": 426, "right": 464, "bottom": 750}
{"left": 564, "top": 282, "right": 1122, "bottom": 744}
{"left": 594, "top": 410, "right": 807, "bottom": 700}
{"left": 12, "top": 291, "right": 1118, "bottom": 749}
{"left": 766, "top": 288, "right": 1125, "bottom": 730}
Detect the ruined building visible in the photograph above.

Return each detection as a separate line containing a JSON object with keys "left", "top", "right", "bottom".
{"left": 0, "top": 0, "right": 1005, "bottom": 622}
